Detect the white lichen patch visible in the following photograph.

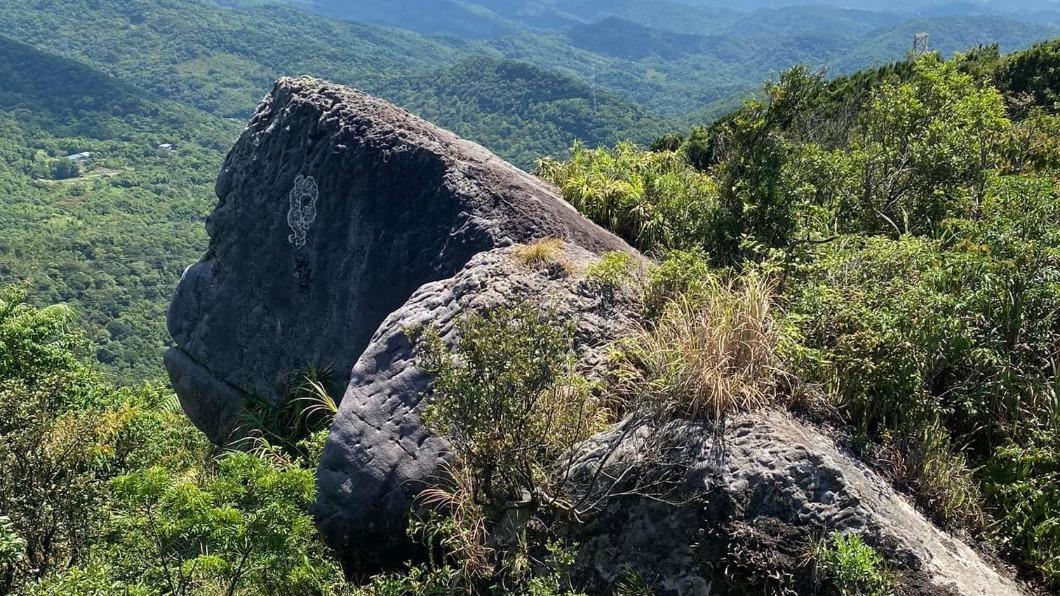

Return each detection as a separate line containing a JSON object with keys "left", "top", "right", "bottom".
{"left": 287, "top": 174, "right": 319, "bottom": 249}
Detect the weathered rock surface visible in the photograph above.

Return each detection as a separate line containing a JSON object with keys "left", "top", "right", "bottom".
{"left": 316, "top": 244, "right": 641, "bottom": 570}
{"left": 565, "top": 411, "right": 1024, "bottom": 596}
{"left": 165, "top": 76, "right": 631, "bottom": 443}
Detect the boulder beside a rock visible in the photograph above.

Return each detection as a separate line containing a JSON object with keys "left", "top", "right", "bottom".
{"left": 165, "top": 77, "right": 632, "bottom": 443}
{"left": 315, "top": 244, "right": 641, "bottom": 570}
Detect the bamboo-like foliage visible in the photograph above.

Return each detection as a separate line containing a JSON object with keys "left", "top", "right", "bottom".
{"left": 538, "top": 142, "right": 718, "bottom": 254}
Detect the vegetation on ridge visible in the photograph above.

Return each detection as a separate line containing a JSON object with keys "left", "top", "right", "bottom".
{"left": 3, "top": 4, "right": 1060, "bottom": 592}
{"left": 543, "top": 42, "right": 1060, "bottom": 590}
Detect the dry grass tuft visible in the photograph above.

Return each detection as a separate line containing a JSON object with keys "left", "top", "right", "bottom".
{"left": 614, "top": 275, "right": 787, "bottom": 421}
{"left": 416, "top": 460, "right": 495, "bottom": 581}
{"left": 512, "top": 238, "right": 574, "bottom": 275}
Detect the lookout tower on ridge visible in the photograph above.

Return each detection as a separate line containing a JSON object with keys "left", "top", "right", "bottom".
{"left": 913, "top": 32, "right": 930, "bottom": 56}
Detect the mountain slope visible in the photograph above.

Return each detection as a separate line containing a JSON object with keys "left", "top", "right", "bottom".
{"left": 239, "top": 0, "right": 523, "bottom": 38}
{"left": 380, "top": 57, "right": 668, "bottom": 166}
{"left": 0, "top": 0, "right": 463, "bottom": 118}
{"left": 0, "top": 0, "right": 663, "bottom": 166}
{"left": 0, "top": 35, "right": 237, "bottom": 383}
{"left": 833, "top": 15, "right": 1060, "bottom": 73}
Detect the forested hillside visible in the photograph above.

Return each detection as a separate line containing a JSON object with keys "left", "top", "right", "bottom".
{"left": 262, "top": 0, "right": 1060, "bottom": 119}
{"left": 3, "top": 0, "right": 1055, "bottom": 141}
{"left": 379, "top": 57, "right": 667, "bottom": 167}
{"left": 0, "top": 35, "right": 237, "bottom": 383}
{"left": 0, "top": 0, "right": 662, "bottom": 167}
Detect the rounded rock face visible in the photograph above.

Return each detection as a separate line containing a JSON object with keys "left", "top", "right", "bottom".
{"left": 315, "top": 245, "right": 641, "bottom": 571}
{"left": 165, "top": 76, "right": 633, "bottom": 444}
{"left": 564, "top": 412, "right": 1026, "bottom": 596}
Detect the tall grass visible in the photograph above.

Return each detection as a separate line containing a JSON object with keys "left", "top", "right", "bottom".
{"left": 615, "top": 275, "right": 786, "bottom": 421}
{"left": 512, "top": 238, "right": 574, "bottom": 276}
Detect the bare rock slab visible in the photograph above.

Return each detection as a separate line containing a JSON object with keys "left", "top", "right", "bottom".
{"left": 566, "top": 411, "right": 1025, "bottom": 596}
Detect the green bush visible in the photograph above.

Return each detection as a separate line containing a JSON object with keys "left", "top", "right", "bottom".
{"left": 0, "top": 286, "right": 345, "bottom": 594}
{"left": 584, "top": 251, "right": 636, "bottom": 290}
{"left": 987, "top": 424, "right": 1060, "bottom": 587}
{"left": 413, "top": 304, "right": 612, "bottom": 590}
{"left": 850, "top": 55, "right": 1009, "bottom": 235}
{"left": 105, "top": 452, "right": 343, "bottom": 595}
{"left": 813, "top": 533, "right": 894, "bottom": 596}
{"left": 997, "top": 38, "right": 1060, "bottom": 113}
{"left": 642, "top": 248, "right": 713, "bottom": 319}
{"left": 539, "top": 142, "right": 719, "bottom": 255}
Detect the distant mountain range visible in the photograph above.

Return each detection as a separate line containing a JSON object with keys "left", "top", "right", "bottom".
{"left": 264, "top": 0, "right": 1060, "bottom": 36}
{"left": 220, "top": 0, "right": 1059, "bottom": 120}
{"left": 5, "top": 1, "right": 1057, "bottom": 157}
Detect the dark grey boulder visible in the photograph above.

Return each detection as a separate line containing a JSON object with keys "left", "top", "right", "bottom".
{"left": 316, "top": 244, "right": 641, "bottom": 570}
{"left": 564, "top": 411, "right": 1024, "bottom": 596}
{"left": 165, "top": 76, "right": 632, "bottom": 443}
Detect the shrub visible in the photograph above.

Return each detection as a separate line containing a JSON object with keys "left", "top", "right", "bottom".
{"left": 851, "top": 55, "right": 1009, "bottom": 235}
{"left": 614, "top": 275, "right": 786, "bottom": 421}
{"left": 1004, "top": 108, "right": 1060, "bottom": 174}
{"left": 986, "top": 423, "right": 1060, "bottom": 588}
{"left": 813, "top": 532, "right": 894, "bottom": 596}
{"left": 105, "top": 452, "right": 344, "bottom": 595}
{"left": 0, "top": 285, "right": 345, "bottom": 594}
{"left": 0, "top": 515, "right": 24, "bottom": 592}
{"left": 414, "top": 304, "right": 613, "bottom": 588}
{"left": 642, "top": 248, "right": 713, "bottom": 319}
{"left": 712, "top": 99, "right": 795, "bottom": 264}
{"left": 0, "top": 287, "right": 121, "bottom": 586}
{"left": 26, "top": 562, "right": 153, "bottom": 596}
{"left": 785, "top": 235, "right": 995, "bottom": 528}
{"left": 539, "top": 142, "right": 719, "bottom": 254}
{"left": 584, "top": 251, "right": 636, "bottom": 290}
{"left": 351, "top": 564, "right": 460, "bottom": 596}
{"left": 997, "top": 38, "right": 1060, "bottom": 113}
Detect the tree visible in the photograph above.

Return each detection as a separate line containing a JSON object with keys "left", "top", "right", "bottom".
{"left": 852, "top": 55, "right": 1009, "bottom": 234}
{"left": 48, "top": 158, "right": 82, "bottom": 180}
{"left": 106, "top": 453, "right": 342, "bottom": 596}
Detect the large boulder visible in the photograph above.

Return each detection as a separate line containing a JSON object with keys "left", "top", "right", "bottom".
{"left": 565, "top": 412, "right": 1024, "bottom": 596}
{"left": 316, "top": 243, "right": 641, "bottom": 570}
{"left": 165, "top": 76, "right": 632, "bottom": 443}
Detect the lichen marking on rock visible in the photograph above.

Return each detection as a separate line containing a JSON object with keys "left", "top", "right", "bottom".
{"left": 287, "top": 174, "right": 319, "bottom": 249}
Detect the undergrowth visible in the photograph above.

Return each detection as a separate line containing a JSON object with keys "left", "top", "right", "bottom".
{"left": 813, "top": 533, "right": 894, "bottom": 596}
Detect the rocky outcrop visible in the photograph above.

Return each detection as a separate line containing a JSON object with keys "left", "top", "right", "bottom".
{"left": 168, "top": 78, "right": 1024, "bottom": 595}
{"left": 165, "top": 76, "right": 631, "bottom": 443}
{"left": 565, "top": 412, "right": 1024, "bottom": 596}
{"left": 316, "top": 243, "right": 641, "bottom": 570}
